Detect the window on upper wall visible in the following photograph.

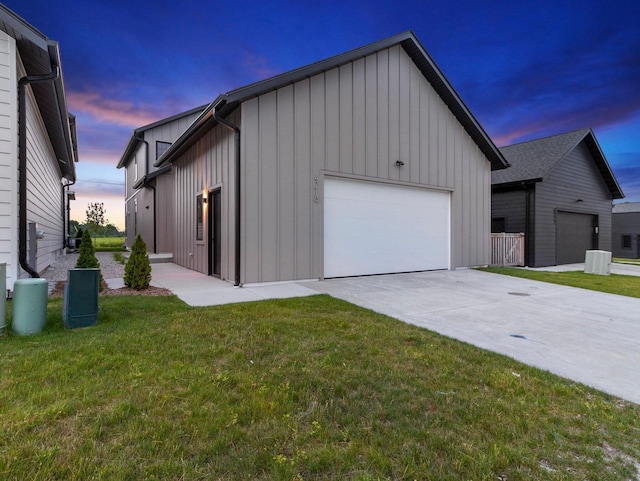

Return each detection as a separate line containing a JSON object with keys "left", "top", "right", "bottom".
{"left": 196, "top": 194, "right": 204, "bottom": 241}
{"left": 622, "top": 235, "right": 632, "bottom": 249}
{"left": 156, "top": 141, "right": 172, "bottom": 160}
{"left": 134, "top": 156, "right": 138, "bottom": 181}
{"left": 491, "top": 217, "right": 506, "bottom": 233}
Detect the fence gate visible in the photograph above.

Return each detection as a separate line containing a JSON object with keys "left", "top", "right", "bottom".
{"left": 491, "top": 233, "right": 525, "bottom": 266}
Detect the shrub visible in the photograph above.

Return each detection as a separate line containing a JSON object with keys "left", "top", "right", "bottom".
{"left": 75, "top": 229, "right": 103, "bottom": 290}
{"left": 124, "top": 235, "right": 151, "bottom": 290}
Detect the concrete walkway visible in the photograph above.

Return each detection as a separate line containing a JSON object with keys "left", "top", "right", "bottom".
{"left": 525, "top": 262, "right": 640, "bottom": 276}
{"left": 125, "top": 262, "right": 640, "bottom": 404}
{"left": 143, "top": 263, "right": 319, "bottom": 306}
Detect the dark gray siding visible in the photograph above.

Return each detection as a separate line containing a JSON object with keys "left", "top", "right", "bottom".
{"left": 534, "top": 141, "right": 613, "bottom": 266}
{"left": 612, "top": 212, "right": 640, "bottom": 258}
{"left": 491, "top": 189, "right": 526, "bottom": 233}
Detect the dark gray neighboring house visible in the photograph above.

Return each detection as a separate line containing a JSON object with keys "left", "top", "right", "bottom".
{"left": 612, "top": 202, "right": 640, "bottom": 259}
{"left": 492, "top": 129, "right": 624, "bottom": 267}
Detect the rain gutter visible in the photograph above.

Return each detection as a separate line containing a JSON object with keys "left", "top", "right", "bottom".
{"left": 18, "top": 66, "right": 60, "bottom": 277}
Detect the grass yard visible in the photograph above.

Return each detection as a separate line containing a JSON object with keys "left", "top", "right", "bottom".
{"left": 479, "top": 267, "right": 640, "bottom": 299}
{"left": 92, "top": 236, "right": 126, "bottom": 252}
{"left": 614, "top": 257, "right": 640, "bottom": 265}
{"left": 1, "top": 295, "right": 639, "bottom": 480}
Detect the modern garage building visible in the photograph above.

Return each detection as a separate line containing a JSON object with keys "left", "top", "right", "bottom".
{"left": 155, "top": 31, "right": 509, "bottom": 285}
{"left": 492, "top": 129, "right": 624, "bottom": 267}
{"left": 612, "top": 202, "right": 640, "bottom": 259}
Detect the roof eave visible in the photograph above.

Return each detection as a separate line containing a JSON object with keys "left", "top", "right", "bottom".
{"left": 157, "top": 30, "right": 509, "bottom": 171}
{"left": 2, "top": 5, "right": 78, "bottom": 180}
{"left": 583, "top": 129, "right": 624, "bottom": 200}
{"left": 117, "top": 131, "right": 142, "bottom": 169}
{"left": 154, "top": 98, "right": 221, "bottom": 167}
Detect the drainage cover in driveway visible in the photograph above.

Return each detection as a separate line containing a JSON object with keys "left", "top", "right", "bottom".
{"left": 508, "top": 292, "right": 530, "bottom": 296}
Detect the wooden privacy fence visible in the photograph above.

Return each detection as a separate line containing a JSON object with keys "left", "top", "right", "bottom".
{"left": 490, "top": 233, "right": 525, "bottom": 266}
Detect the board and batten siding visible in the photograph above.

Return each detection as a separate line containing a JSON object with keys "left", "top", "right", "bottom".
{"left": 534, "top": 141, "right": 613, "bottom": 267}
{"left": 240, "top": 44, "right": 491, "bottom": 283}
{"left": 0, "top": 31, "right": 18, "bottom": 287}
{"left": 124, "top": 111, "right": 200, "bottom": 249}
{"left": 155, "top": 171, "right": 174, "bottom": 253}
{"left": 172, "top": 110, "right": 238, "bottom": 281}
{"left": 144, "top": 111, "right": 201, "bottom": 166}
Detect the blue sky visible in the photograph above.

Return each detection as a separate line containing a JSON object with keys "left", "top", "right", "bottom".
{"left": 8, "top": 0, "right": 640, "bottom": 229}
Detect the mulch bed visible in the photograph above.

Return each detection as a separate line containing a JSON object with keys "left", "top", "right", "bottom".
{"left": 49, "top": 281, "right": 173, "bottom": 298}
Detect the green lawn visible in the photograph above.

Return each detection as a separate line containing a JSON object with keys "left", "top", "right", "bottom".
{"left": 92, "top": 236, "right": 126, "bottom": 252}
{"left": 614, "top": 257, "right": 640, "bottom": 265}
{"left": 479, "top": 267, "right": 640, "bottom": 298}
{"left": 1, "top": 295, "right": 639, "bottom": 480}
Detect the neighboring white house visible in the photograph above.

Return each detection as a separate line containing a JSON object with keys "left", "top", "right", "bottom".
{"left": 0, "top": 5, "right": 78, "bottom": 291}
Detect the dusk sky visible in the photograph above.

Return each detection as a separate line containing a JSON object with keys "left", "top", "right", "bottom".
{"left": 8, "top": 0, "right": 640, "bottom": 230}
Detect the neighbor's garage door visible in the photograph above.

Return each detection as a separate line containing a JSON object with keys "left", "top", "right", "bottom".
{"left": 324, "top": 177, "right": 450, "bottom": 278}
{"left": 556, "top": 211, "right": 597, "bottom": 265}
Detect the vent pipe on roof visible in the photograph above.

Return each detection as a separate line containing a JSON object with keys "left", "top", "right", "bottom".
{"left": 213, "top": 109, "right": 241, "bottom": 287}
{"left": 18, "top": 67, "right": 60, "bottom": 278}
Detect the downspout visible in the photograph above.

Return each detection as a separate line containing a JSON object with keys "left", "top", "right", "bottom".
{"left": 18, "top": 67, "right": 60, "bottom": 278}
{"left": 134, "top": 132, "right": 156, "bottom": 253}
{"left": 63, "top": 179, "right": 76, "bottom": 247}
{"left": 213, "top": 110, "right": 241, "bottom": 287}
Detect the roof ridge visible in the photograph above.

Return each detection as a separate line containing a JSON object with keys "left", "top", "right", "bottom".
{"left": 499, "top": 128, "right": 590, "bottom": 150}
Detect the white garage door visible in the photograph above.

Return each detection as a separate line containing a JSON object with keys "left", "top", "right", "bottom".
{"left": 324, "top": 177, "right": 450, "bottom": 278}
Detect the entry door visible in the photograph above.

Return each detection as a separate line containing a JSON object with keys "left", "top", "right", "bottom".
{"left": 208, "top": 189, "right": 222, "bottom": 277}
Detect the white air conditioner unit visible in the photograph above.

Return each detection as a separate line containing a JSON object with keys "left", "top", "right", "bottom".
{"left": 584, "top": 250, "right": 611, "bottom": 275}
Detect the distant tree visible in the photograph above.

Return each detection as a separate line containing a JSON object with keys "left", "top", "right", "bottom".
{"left": 75, "top": 230, "right": 104, "bottom": 291}
{"left": 69, "top": 220, "right": 80, "bottom": 237}
{"left": 103, "top": 223, "right": 121, "bottom": 237}
{"left": 85, "top": 202, "right": 108, "bottom": 238}
{"left": 124, "top": 235, "right": 151, "bottom": 290}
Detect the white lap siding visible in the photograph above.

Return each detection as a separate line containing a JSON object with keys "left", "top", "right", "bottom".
{"left": 20, "top": 52, "right": 65, "bottom": 277}
{"left": 0, "top": 32, "right": 19, "bottom": 287}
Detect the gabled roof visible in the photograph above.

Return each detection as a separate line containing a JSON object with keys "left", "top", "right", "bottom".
{"left": 0, "top": 4, "right": 77, "bottom": 180}
{"left": 117, "top": 104, "right": 207, "bottom": 168}
{"left": 156, "top": 30, "right": 509, "bottom": 171}
{"left": 613, "top": 202, "right": 640, "bottom": 214}
{"left": 493, "top": 128, "right": 624, "bottom": 199}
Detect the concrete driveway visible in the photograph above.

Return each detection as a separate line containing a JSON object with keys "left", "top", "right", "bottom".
{"left": 303, "top": 269, "right": 640, "bottom": 404}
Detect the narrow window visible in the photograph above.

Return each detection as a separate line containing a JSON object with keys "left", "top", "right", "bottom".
{"left": 134, "top": 156, "right": 138, "bottom": 181}
{"left": 491, "top": 217, "right": 506, "bottom": 233}
{"left": 622, "top": 235, "right": 632, "bottom": 249}
{"left": 156, "top": 141, "right": 172, "bottom": 160}
{"left": 196, "top": 194, "right": 204, "bottom": 241}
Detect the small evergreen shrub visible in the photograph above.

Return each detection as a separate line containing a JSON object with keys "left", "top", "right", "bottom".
{"left": 124, "top": 235, "right": 151, "bottom": 290}
{"left": 75, "top": 229, "right": 103, "bottom": 290}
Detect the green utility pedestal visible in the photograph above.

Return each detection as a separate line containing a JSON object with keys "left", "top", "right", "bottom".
{"left": 63, "top": 268, "right": 99, "bottom": 329}
{"left": 12, "top": 278, "right": 48, "bottom": 336}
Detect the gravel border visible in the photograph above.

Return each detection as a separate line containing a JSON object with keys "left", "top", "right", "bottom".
{"left": 40, "top": 252, "right": 126, "bottom": 294}
{"left": 41, "top": 252, "right": 125, "bottom": 281}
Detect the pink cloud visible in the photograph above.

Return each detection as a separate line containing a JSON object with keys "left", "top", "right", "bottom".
{"left": 67, "top": 91, "right": 161, "bottom": 127}
{"left": 80, "top": 148, "right": 122, "bottom": 165}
